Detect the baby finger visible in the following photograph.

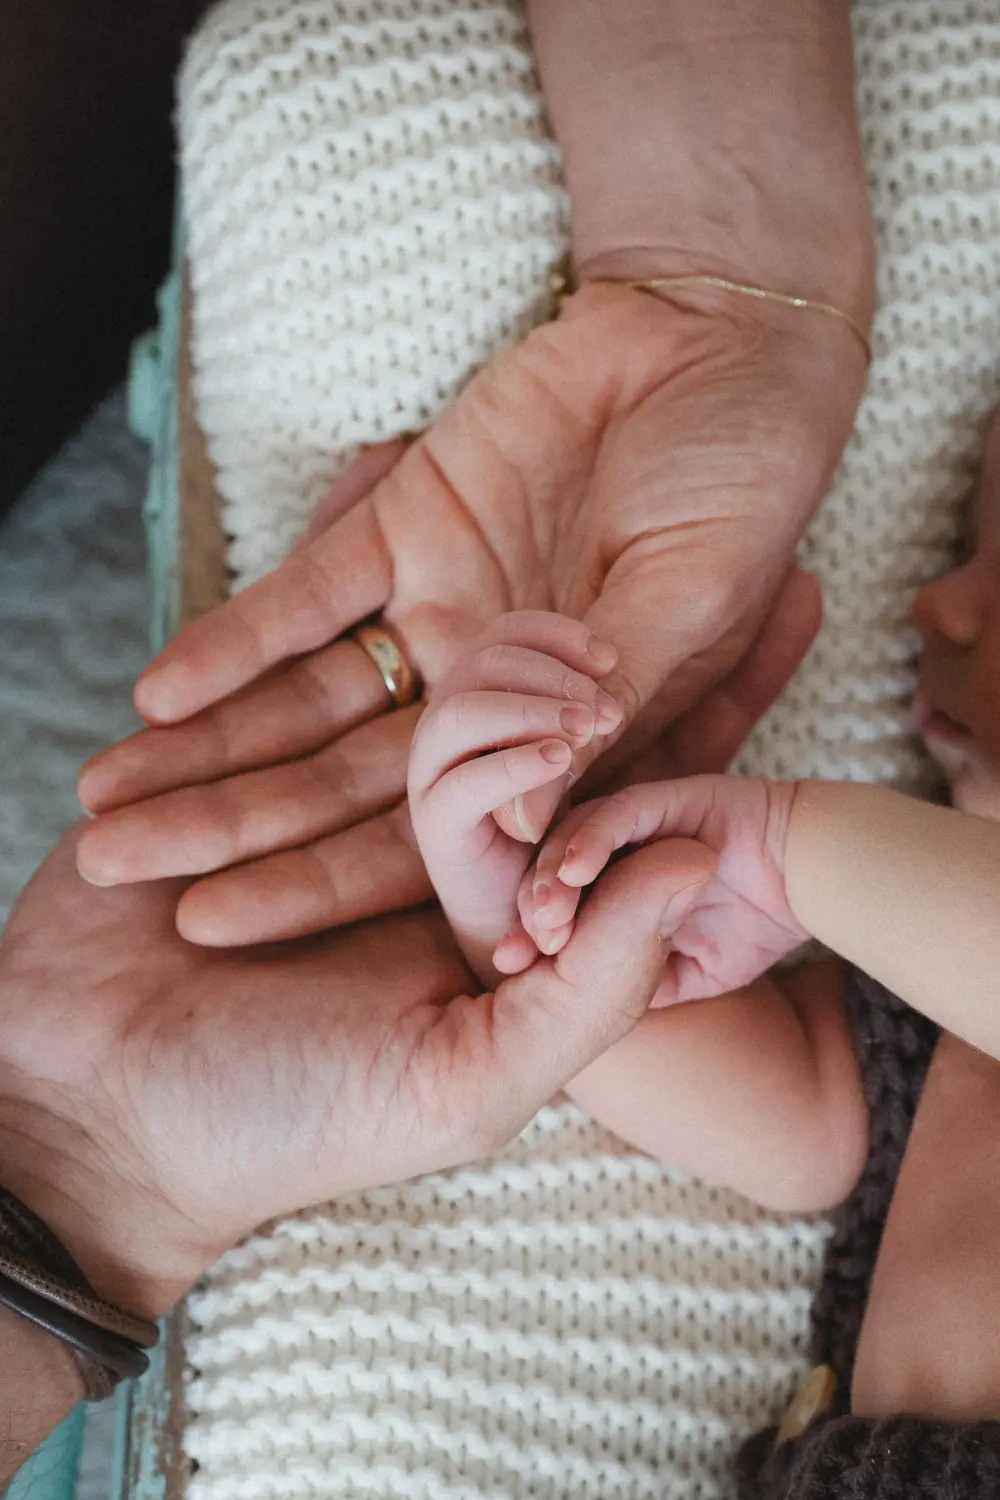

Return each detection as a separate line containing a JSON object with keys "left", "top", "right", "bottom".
{"left": 425, "top": 739, "right": 573, "bottom": 846}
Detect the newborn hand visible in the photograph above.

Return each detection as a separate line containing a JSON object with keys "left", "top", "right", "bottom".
{"left": 408, "top": 611, "right": 623, "bottom": 981}
{"left": 515, "top": 775, "right": 809, "bottom": 1003}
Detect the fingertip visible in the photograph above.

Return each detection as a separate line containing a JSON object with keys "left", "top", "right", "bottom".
{"left": 75, "top": 766, "right": 100, "bottom": 815}
{"left": 493, "top": 930, "right": 537, "bottom": 974}
{"left": 75, "top": 834, "right": 120, "bottom": 888}
{"left": 556, "top": 856, "right": 588, "bottom": 886}
{"left": 594, "top": 689, "right": 624, "bottom": 733}
{"left": 76, "top": 755, "right": 124, "bottom": 817}
{"left": 175, "top": 890, "right": 232, "bottom": 948}
{"left": 539, "top": 739, "right": 572, "bottom": 767}
{"left": 133, "top": 665, "right": 185, "bottom": 727}
{"left": 586, "top": 634, "right": 618, "bottom": 673}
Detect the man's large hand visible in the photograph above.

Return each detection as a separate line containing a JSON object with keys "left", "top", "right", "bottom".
{"left": 77, "top": 283, "right": 855, "bottom": 943}
{"left": 0, "top": 826, "right": 705, "bottom": 1320}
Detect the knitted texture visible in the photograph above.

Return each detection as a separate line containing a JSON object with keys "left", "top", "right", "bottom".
{"left": 177, "top": 2, "right": 1000, "bottom": 1496}
{"left": 178, "top": 0, "right": 569, "bottom": 583}
{"left": 736, "top": 970, "right": 940, "bottom": 1499}
{"left": 806, "top": 972, "right": 938, "bottom": 1397}
{"left": 737, "top": 1417, "right": 1000, "bottom": 1500}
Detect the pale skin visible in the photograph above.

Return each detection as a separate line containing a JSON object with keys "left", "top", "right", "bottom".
{"left": 0, "top": 0, "right": 984, "bottom": 1476}
{"left": 72, "top": 0, "right": 871, "bottom": 947}
{"left": 0, "top": 2, "right": 878, "bottom": 1474}
{"left": 411, "top": 410, "right": 1000, "bottom": 1420}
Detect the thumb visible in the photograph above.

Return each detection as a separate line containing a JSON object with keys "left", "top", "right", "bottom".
{"left": 482, "top": 839, "right": 717, "bottom": 1127}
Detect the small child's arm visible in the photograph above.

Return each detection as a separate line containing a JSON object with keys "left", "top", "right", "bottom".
{"left": 566, "top": 960, "right": 867, "bottom": 1212}
{"left": 515, "top": 774, "right": 1000, "bottom": 1211}
{"left": 526, "top": 776, "right": 1000, "bottom": 1053}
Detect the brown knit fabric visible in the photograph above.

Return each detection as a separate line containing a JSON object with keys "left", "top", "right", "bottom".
{"left": 736, "top": 1415, "right": 1000, "bottom": 1499}
{"left": 735, "top": 967, "right": 1000, "bottom": 1499}
{"left": 809, "top": 968, "right": 938, "bottom": 1398}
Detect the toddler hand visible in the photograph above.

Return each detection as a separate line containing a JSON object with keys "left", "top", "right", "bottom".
{"left": 407, "top": 611, "right": 624, "bottom": 980}
{"left": 514, "top": 775, "right": 809, "bottom": 1003}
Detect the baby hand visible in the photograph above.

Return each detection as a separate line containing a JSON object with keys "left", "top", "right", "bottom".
{"left": 407, "top": 611, "right": 624, "bottom": 980}
{"left": 512, "top": 775, "right": 809, "bottom": 1003}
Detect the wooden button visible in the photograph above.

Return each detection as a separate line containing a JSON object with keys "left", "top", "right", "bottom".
{"left": 775, "top": 1364, "right": 836, "bottom": 1449}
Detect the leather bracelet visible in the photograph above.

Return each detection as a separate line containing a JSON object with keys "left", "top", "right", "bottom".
{"left": 0, "top": 1188, "right": 159, "bottom": 1401}
{"left": 0, "top": 1272, "right": 151, "bottom": 1400}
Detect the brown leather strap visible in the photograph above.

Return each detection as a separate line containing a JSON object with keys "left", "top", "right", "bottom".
{"left": 0, "top": 1188, "right": 158, "bottom": 1400}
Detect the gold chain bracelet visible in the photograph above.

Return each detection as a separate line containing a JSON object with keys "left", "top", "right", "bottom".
{"left": 551, "top": 261, "right": 872, "bottom": 366}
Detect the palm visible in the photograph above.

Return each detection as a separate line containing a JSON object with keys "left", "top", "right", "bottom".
{"left": 659, "top": 780, "right": 808, "bottom": 1003}
{"left": 0, "top": 832, "right": 469, "bottom": 1305}
{"left": 77, "top": 285, "right": 853, "bottom": 944}
{"left": 0, "top": 824, "right": 704, "bottom": 1313}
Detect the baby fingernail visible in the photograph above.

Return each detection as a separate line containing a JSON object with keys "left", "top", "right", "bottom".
{"left": 539, "top": 740, "right": 571, "bottom": 766}
{"left": 533, "top": 879, "right": 551, "bottom": 909}
{"left": 560, "top": 705, "right": 595, "bottom": 738}
{"left": 587, "top": 635, "right": 618, "bottom": 672}
{"left": 595, "top": 690, "right": 622, "bottom": 730}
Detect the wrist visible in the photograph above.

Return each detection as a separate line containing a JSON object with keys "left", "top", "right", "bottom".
{"left": 0, "top": 1090, "right": 213, "bottom": 1322}
{"left": 530, "top": 0, "right": 874, "bottom": 327}
{"left": 0, "top": 1304, "right": 85, "bottom": 1485}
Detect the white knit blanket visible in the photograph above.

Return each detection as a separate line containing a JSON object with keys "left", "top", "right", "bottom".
{"left": 178, "top": 4, "right": 1000, "bottom": 1496}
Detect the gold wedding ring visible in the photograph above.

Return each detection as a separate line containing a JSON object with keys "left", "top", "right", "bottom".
{"left": 351, "top": 621, "right": 421, "bottom": 709}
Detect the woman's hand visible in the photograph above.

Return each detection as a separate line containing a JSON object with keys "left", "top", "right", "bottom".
{"left": 76, "top": 281, "right": 850, "bottom": 945}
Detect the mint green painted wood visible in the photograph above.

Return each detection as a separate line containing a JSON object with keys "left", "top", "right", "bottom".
{"left": 115, "top": 209, "right": 193, "bottom": 1500}
{"left": 7, "top": 1404, "right": 85, "bottom": 1500}
{"left": 112, "top": 1315, "right": 191, "bottom": 1500}
{"left": 129, "top": 210, "right": 186, "bottom": 657}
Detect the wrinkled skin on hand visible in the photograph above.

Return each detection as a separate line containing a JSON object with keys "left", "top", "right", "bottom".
{"left": 78, "top": 285, "right": 862, "bottom": 945}
{"left": 0, "top": 822, "right": 708, "bottom": 1318}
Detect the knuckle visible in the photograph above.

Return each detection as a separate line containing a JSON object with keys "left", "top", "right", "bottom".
{"left": 476, "top": 642, "right": 518, "bottom": 682}
{"left": 308, "top": 745, "right": 359, "bottom": 814}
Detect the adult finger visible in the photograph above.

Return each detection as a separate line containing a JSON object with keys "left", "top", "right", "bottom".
{"left": 78, "top": 636, "right": 398, "bottom": 814}
{"left": 134, "top": 499, "right": 395, "bottom": 725}
{"left": 664, "top": 566, "right": 822, "bottom": 778}
{"left": 77, "top": 707, "right": 419, "bottom": 887}
{"left": 290, "top": 439, "right": 410, "bottom": 553}
{"left": 174, "top": 802, "right": 431, "bottom": 946}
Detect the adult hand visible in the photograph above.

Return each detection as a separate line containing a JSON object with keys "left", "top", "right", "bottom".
{"left": 76, "top": 280, "right": 849, "bottom": 944}
{"left": 0, "top": 823, "right": 719, "bottom": 1324}
{"left": 1, "top": 562, "right": 817, "bottom": 1319}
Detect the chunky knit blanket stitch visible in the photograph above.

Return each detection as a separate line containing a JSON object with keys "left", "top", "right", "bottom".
{"left": 178, "top": 2, "right": 1000, "bottom": 1495}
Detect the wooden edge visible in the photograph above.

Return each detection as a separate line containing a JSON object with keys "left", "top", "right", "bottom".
{"left": 177, "top": 274, "right": 230, "bottom": 626}
{"left": 114, "top": 1306, "right": 192, "bottom": 1500}
{"left": 115, "top": 269, "right": 227, "bottom": 1500}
